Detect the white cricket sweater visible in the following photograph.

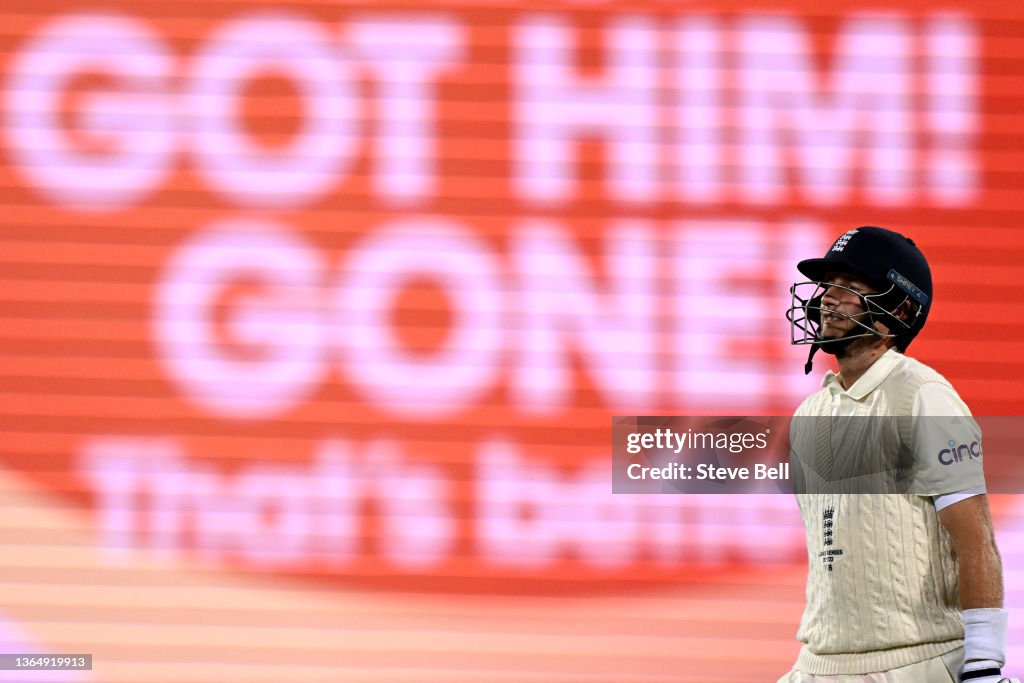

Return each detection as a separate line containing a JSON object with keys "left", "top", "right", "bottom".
{"left": 790, "top": 349, "right": 986, "bottom": 675}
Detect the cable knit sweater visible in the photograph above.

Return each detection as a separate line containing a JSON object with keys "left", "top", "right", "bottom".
{"left": 790, "top": 350, "right": 986, "bottom": 674}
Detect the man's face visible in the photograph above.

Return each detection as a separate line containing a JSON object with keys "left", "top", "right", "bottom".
{"left": 818, "top": 272, "right": 876, "bottom": 339}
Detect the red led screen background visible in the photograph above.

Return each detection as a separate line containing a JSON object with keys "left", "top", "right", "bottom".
{"left": 1, "top": 1, "right": 1023, "bottom": 681}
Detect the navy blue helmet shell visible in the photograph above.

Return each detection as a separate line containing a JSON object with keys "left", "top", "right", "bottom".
{"left": 796, "top": 226, "right": 932, "bottom": 351}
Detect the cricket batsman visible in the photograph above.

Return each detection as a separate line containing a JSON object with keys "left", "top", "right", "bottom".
{"left": 780, "top": 226, "right": 1017, "bottom": 682}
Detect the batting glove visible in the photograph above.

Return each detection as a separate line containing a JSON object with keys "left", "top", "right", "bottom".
{"left": 959, "top": 664, "right": 1020, "bottom": 683}
{"left": 962, "top": 609, "right": 1014, "bottom": 683}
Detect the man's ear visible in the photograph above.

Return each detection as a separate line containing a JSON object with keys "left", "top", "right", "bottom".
{"left": 873, "top": 299, "right": 913, "bottom": 338}
{"left": 893, "top": 299, "right": 913, "bottom": 322}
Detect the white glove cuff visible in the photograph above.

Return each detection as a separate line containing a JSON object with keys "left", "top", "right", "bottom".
{"left": 963, "top": 607, "right": 1008, "bottom": 667}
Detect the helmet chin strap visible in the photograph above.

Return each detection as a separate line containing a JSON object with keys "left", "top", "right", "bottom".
{"left": 803, "top": 333, "right": 860, "bottom": 375}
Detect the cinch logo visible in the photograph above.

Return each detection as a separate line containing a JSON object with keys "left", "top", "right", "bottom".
{"left": 937, "top": 439, "right": 982, "bottom": 466}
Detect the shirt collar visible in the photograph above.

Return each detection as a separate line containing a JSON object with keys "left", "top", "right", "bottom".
{"left": 821, "top": 347, "right": 904, "bottom": 400}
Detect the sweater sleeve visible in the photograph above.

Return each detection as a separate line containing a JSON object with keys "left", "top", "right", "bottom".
{"left": 910, "top": 382, "right": 987, "bottom": 497}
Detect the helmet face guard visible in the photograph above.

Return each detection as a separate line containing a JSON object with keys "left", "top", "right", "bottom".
{"left": 786, "top": 279, "right": 922, "bottom": 349}
{"left": 786, "top": 227, "right": 932, "bottom": 374}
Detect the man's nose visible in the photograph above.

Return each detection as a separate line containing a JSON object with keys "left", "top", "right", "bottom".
{"left": 821, "top": 284, "right": 842, "bottom": 307}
